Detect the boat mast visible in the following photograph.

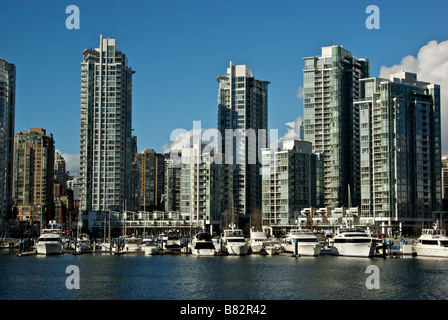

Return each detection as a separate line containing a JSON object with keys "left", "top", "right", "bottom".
{"left": 196, "top": 144, "right": 200, "bottom": 231}
{"left": 346, "top": 184, "right": 351, "bottom": 227}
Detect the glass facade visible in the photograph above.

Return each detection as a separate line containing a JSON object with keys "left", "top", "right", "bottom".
{"left": 261, "top": 141, "right": 320, "bottom": 226}
{"left": 217, "top": 62, "right": 269, "bottom": 218}
{"left": 180, "top": 148, "right": 225, "bottom": 229}
{"left": 356, "top": 72, "right": 442, "bottom": 225}
{"left": 0, "top": 58, "right": 15, "bottom": 223}
{"left": 303, "top": 46, "right": 369, "bottom": 209}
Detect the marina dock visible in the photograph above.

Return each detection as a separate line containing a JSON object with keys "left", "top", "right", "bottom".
{"left": 4, "top": 236, "right": 419, "bottom": 258}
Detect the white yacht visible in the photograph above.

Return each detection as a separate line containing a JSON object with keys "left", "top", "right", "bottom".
{"left": 281, "top": 228, "right": 322, "bottom": 256}
{"left": 331, "top": 227, "right": 377, "bottom": 257}
{"left": 124, "top": 236, "right": 142, "bottom": 253}
{"left": 190, "top": 231, "right": 216, "bottom": 256}
{"left": 36, "top": 224, "right": 65, "bottom": 255}
{"left": 71, "top": 234, "right": 91, "bottom": 252}
{"left": 249, "top": 230, "right": 269, "bottom": 253}
{"left": 142, "top": 238, "right": 160, "bottom": 255}
{"left": 263, "top": 238, "right": 284, "bottom": 255}
{"left": 98, "top": 239, "right": 113, "bottom": 252}
{"left": 414, "top": 222, "right": 448, "bottom": 258}
{"left": 164, "top": 230, "right": 182, "bottom": 254}
{"left": 222, "top": 224, "right": 248, "bottom": 255}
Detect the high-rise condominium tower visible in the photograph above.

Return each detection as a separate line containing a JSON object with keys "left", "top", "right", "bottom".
{"left": 443, "top": 156, "right": 448, "bottom": 200}
{"left": 356, "top": 72, "right": 442, "bottom": 231}
{"left": 303, "top": 46, "right": 369, "bottom": 208}
{"left": 0, "top": 58, "right": 15, "bottom": 224}
{"left": 261, "top": 140, "right": 320, "bottom": 227}
{"left": 54, "top": 151, "right": 67, "bottom": 188}
{"left": 135, "top": 149, "right": 165, "bottom": 212}
{"left": 12, "top": 128, "right": 55, "bottom": 222}
{"left": 217, "top": 61, "right": 269, "bottom": 219}
{"left": 79, "top": 35, "right": 135, "bottom": 213}
{"left": 180, "top": 147, "right": 225, "bottom": 230}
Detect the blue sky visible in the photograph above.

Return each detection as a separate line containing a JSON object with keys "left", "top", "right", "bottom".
{"left": 2, "top": 0, "right": 448, "bottom": 173}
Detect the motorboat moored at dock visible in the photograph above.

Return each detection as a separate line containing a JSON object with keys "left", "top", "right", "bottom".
{"left": 281, "top": 227, "right": 322, "bottom": 256}
{"left": 36, "top": 223, "right": 65, "bottom": 255}
{"left": 190, "top": 231, "right": 215, "bottom": 256}
{"left": 330, "top": 227, "right": 377, "bottom": 258}
{"left": 222, "top": 224, "right": 248, "bottom": 256}
{"left": 414, "top": 222, "right": 448, "bottom": 258}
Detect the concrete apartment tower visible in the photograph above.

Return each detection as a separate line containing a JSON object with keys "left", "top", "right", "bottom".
{"left": 79, "top": 35, "right": 135, "bottom": 213}
{"left": 302, "top": 46, "right": 370, "bottom": 209}
{"left": 180, "top": 147, "right": 225, "bottom": 231}
{"left": 135, "top": 149, "right": 165, "bottom": 212}
{"left": 217, "top": 61, "right": 269, "bottom": 223}
{"left": 12, "top": 128, "right": 55, "bottom": 223}
{"left": 0, "top": 58, "right": 15, "bottom": 231}
{"left": 54, "top": 151, "right": 67, "bottom": 188}
{"left": 355, "top": 71, "right": 442, "bottom": 234}
{"left": 261, "top": 140, "right": 320, "bottom": 227}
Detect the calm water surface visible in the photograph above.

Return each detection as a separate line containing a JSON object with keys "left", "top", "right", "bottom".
{"left": 1, "top": 251, "right": 447, "bottom": 300}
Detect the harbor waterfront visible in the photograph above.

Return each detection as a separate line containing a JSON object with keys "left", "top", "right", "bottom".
{"left": 1, "top": 249, "right": 448, "bottom": 300}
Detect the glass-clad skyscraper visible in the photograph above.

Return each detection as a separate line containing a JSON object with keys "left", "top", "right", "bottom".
{"left": 355, "top": 71, "right": 442, "bottom": 232}
{"left": 303, "top": 46, "right": 369, "bottom": 209}
{"left": 0, "top": 58, "right": 15, "bottom": 226}
{"left": 217, "top": 62, "right": 269, "bottom": 219}
{"left": 79, "top": 35, "right": 135, "bottom": 213}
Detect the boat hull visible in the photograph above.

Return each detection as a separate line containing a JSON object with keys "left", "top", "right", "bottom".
{"left": 283, "top": 242, "right": 322, "bottom": 256}
{"left": 299, "top": 243, "right": 322, "bottom": 256}
{"left": 144, "top": 246, "right": 160, "bottom": 255}
{"left": 124, "top": 244, "right": 141, "bottom": 253}
{"left": 192, "top": 248, "right": 216, "bottom": 256}
{"left": 226, "top": 243, "right": 248, "bottom": 255}
{"left": 165, "top": 245, "right": 182, "bottom": 254}
{"left": 250, "top": 243, "right": 265, "bottom": 253}
{"left": 36, "top": 242, "right": 64, "bottom": 255}
{"left": 414, "top": 245, "right": 448, "bottom": 258}
{"left": 263, "top": 246, "right": 277, "bottom": 255}
{"left": 333, "top": 243, "right": 376, "bottom": 257}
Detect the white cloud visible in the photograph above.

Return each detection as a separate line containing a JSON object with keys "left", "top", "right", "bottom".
{"left": 162, "top": 128, "right": 221, "bottom": 154}
{"left": 61, "top": 153, "right": 80, "bottom": 176}
{"left": 296, "top": 85, "right": 304, "bottom": 100}
{"left": 379, "top": 40, "right": 448, "bottom": 155}
{"left": 279, "top": 116, "right": 303, "bottom": 145}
